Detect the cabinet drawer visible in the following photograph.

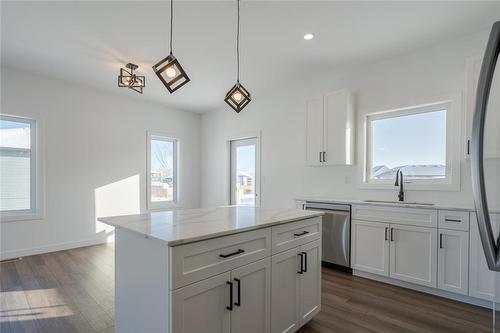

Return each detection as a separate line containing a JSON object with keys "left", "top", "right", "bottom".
{"left": 352, "top": 205, "right": 437, "bottom": 228}
{"left": 438, "top": 210, "right": 470, "bottom": 231}
{"left": 170, "top": 228, "right": 271, "bottom": 289}
{"left": 271, "top": 217, "right": 321, "bottom": 254}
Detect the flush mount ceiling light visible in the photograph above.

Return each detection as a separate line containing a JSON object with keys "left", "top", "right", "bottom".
{"left": 224, "top": 0, "right": 251, "bottom": 113}
{"left": 152, "top": 0, "right": 190, "bottom": 93}
{"left": 117, "top": 63, "right": 145, "bottom": 94}
{"left": 303, "top": 33, "right": 314, "bottom": 40}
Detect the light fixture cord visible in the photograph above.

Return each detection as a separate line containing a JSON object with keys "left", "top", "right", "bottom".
{"left": 170, "top": 0, "right": 173, "bottom": 54}
{"left": 236, "top": 0, "right": 240, "bottom": 83}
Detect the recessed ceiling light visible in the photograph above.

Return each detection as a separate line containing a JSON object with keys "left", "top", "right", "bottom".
{"left": 303, "top": 33, "right": 314, "bottom": 40}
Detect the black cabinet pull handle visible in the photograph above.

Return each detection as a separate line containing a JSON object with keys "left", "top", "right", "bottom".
{"left": 319, "top": 152, "right": 322, "bottom": 162}
{"left": 323, "top": 152, "right": 326, "bottom": 162}
{"left": 445, "top": 218, "right": 462, "bottom": 223}
{"left": 390, "top": 228, "right": 394, "bottom": 242}
{"left": 220, "top": 249, "right": 245, "bottom": 258}
{"left": 439, "top": 233, "right": 443, "bottom": 249}
{"left": 302, "top": 251, "right": 308, "bottom": 273}
{"left": 234, "top": 278, "right": 241, "bottom": 306}
{"left": 226, "top": 281, "right": 233, "bottom": 311}
{"left": 297, "top": 253, "right": 304, "bottom": 274}
{"left": 385, "top": 227, "right": 388, "bottom": 241}
{"left": 294, "top": 231, "right": 309, "bottom": 237}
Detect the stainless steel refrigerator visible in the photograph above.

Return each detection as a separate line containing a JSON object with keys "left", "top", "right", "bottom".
{"left": 472, "top": 20, "right": 500, "bottom": 331}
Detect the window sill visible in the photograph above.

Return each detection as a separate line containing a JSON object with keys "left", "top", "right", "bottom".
{"left": 0, "top": 212, "right": 44, "bottom": 223}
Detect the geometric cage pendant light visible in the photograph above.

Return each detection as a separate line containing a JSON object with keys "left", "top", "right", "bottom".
{"left": 117, "top": 63, "right": 145, "bottom": 94}
{"left": 224, "top": 0, "right": 251, "bottom": 113}
{"left": 152, "top": 0, "right": 190, "bottom": 93}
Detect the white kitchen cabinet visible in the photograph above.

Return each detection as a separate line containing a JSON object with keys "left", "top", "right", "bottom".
{"left": 298, "top": 239, "right": 321, "bottom": 325}
{"left": 271, "top": 247, "right": 300, "bottom": 333}
{"left": 389, "top": 224, "right": 437, "bottom": 287}
{"left": 469, "top": 213, "right": 500, "bottom": 301}
{"left": 231, "top": 258, "right": 271, "bottom": 333}
{"left": 351, "top": 219, "right": 390, "bottom": 276}
{"left": 271, "top": 240, "right": 321, "bottom": 333}
{"left": 437, "top": 229, "right": 469, "bottom": 295}
{"left": 171, "top": 272, "right": 231, "bottom": 333}
{"left": 305, "top": 98, "right": 324, "bottom": 166}
{"left": 305, "top": 89, "right": 355, "bottom": 166}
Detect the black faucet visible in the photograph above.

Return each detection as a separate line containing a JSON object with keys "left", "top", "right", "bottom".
{"left": 394, "top": 170, "right": 404, "bottom": 202}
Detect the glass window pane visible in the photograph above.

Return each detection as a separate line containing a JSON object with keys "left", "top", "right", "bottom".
{"left": 0, "top": 118, "right": 32, "bottom": 211}
{"left": 370, "top": 110, "right": 447, "bottom": 180}
{"left": 150, "top": 139, "right": 174, "bottom": 202}
{"left": 235, "top": 144, "right": 256, "bottom": 205}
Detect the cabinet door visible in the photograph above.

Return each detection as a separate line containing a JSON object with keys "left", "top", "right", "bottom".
{"left": 389, "top": 224, "right": 437, "bottom": 287}
{"left": 299, "top": 239, "right": 321, "bottom": 326}
{"left": 437, "top": 229, "right": 469, "bottom": 295}
{"left": 271, "top": 247, "right": 300, "bottom": 333}
{"left": 171, "top": 272, "right": 231, "bottom": 333}
{"left": 323, "top": 89, "right": 355, "bottom": 165}
{"left": 469, "top": 214, "right": 500, "bottom": 301}
{"left": 351, "top": 220, "right": 390, "bottom": 276}
{"left": 305, "top": 98, "right": 324, "bottom": 166}
{"left": 231, "top": 258, "right": 271, "bottom": 333}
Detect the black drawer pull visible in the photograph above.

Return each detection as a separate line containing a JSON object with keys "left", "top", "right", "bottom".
{"left": 234, "top": 278, "right": 241, "bottom": 307}
{"left": 294, "top": 231, "right": 309, "bottom": 237}
{"left": 445, "top": 218, "right": 462, "bottom": 223}
{"left": 226, "top": 281, "right": 233, "bottom": 311}
{"left": 302, "top": 251, "right": 308, "bottom": 273}
{"left": 297, "top": 253, "right": 304, "bottom": 274}
{"left": 219, "top": 249, "right": 245, "bottom": 258}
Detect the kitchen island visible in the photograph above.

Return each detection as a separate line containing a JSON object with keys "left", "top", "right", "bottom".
{"left": 98, "top": 206, "right": 323, "bottom": 333}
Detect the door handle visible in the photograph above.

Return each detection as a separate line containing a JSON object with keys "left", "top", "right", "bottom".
{"left": 294, "top": 230, "right": 309, "bottom": 237}
{"left": 302, "top": 251, "right": 308, "bottom": 273}
{"left": 439, "top": 233, "right": 443, "bottom": 249}
{"left": 297, "top": 253, "right": 304, "bottom": 274}
{"left": 226, "top": 281, "right": 233, "bottom": 311}
{"left": 219, "top": 249, "right": 245, "bottom": 258}
{"left": 319, "top": 152, "right": 322, "bottom": 163}
{"left": 471, "top": 21, "right": 500, "bottom": 272}
{"left": 322, "top": 151, "right": 326, "bottom": 162}
{"left": 385, "top": 227, "right": 388, "bottom": 241}
{"left": 390, "top": 228, "right": 394, "bottom": 242}
{"left": 234, "top": 278, "right": 241, "bottom": 307}
{"left": 444, "top": 218, "right": 462, "bottom": 223}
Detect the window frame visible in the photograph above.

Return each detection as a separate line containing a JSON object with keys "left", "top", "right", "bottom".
{"left": 361, "top": 96, "right": 462, "bottom": 191}
{"left": 226, "top": 132, "right": 261, "bottom": 206}
{"left": 0, "top": 114, "right": 43, "bottom": 222}
{"left": 147, "top": 132, "right": 179, "bottom": 210}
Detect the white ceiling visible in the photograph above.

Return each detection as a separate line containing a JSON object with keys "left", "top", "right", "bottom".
{"left": 2, "top": 1, "right": 499, "bottom": 113}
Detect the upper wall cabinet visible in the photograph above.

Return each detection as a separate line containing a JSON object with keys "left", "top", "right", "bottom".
{"left": 465, "top": 55, "right": 500, "bottom": 159}
{"left": 305, "top": 89, "right": 355, "bottom": 166}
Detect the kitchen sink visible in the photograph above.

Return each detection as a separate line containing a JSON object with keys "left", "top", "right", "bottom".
{"left": 363, "top": 200, "right": 435, "bottom": 206}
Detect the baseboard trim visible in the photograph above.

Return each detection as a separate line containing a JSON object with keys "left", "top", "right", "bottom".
{"left": 353, "top": 270, "right": 493, "bottom": 309}
{"left": 0, "top": 237, "right": 110, "bottom": 260}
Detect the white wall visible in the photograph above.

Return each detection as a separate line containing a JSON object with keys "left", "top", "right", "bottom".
{"left": 200, "top": 31, "right": 489, "bottom": 209}
{"left": 0, "top": 67, "right": 201, "bottom": 259}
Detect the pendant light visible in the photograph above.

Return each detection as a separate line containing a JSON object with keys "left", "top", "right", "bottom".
{"left": 152, "top": 0, "right": 190, "bottom": 93}
{"left": 118, "top": 63, "right": 145, "bottom": 94}
{"left": 224, "top": 0, "right": 251, "bottom": 113}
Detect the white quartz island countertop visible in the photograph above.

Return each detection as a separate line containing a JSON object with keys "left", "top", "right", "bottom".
{"left": 98, "top": 206, "right": 323, "bottom": 246}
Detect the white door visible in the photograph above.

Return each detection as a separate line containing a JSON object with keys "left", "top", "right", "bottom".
{"left": 437, "top": 229, "right": 469, "bottom": 295}
{"left": 389, "top": 224, "right": 437, "bottom": 287}
{"left": 271, "top": 247, "right": 300, "bottom": 333}
{"left": 298, "top": 239, "right": 321, "bottom": 326}
{"left": 469, "top": 214, "right": 500, "bottom": 301}
{"left": 171, "top": 271, "right": 231, "bottom": 333}
{"left": 305, "top": 98, "right": 324, "bottom": 166}
{"left": 323, "top": 89, "right": 354, "bottom": 165}
{"left": 231, "top": 258, "right": 271, "bottom": 333}
{"left": 230, "top": 137, "right": 259, "bottom": 205}
{"left": 351, "top": 220, "right": 390, "bottom": 276}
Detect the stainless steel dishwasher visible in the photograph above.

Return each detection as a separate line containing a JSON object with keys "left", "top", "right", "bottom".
{"left": 304, "top": 202, "right": 351, "bottom": 270}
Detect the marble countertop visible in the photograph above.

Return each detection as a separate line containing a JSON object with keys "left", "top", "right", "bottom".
{"left": 295, "top": 197, "right": 476, "bottom": 211}
{"left": 98, "top": 206, "right": 323, "bottom": 246}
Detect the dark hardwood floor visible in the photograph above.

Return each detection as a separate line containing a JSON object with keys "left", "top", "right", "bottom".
{"left": 0, "top": 243, "right": 493, "bottom": 333}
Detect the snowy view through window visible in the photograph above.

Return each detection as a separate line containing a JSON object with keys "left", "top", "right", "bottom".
{"left": 150, "top": 138, "right": 175, "bottom": 202}
{"left": 370, "top": 109, "right": 447, "bottom": 180}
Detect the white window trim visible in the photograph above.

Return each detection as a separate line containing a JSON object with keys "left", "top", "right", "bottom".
{"left": 0, "top": 114, "right": 45, "bottom": 222}
{"left": 359, "top": 94, "right": 462, "bottom": 191}
{"left": 147, "top": 132, "right": 179, "bottom": 211}
{"left": 225, "top": 131, "right": 262, "bottom": 206}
